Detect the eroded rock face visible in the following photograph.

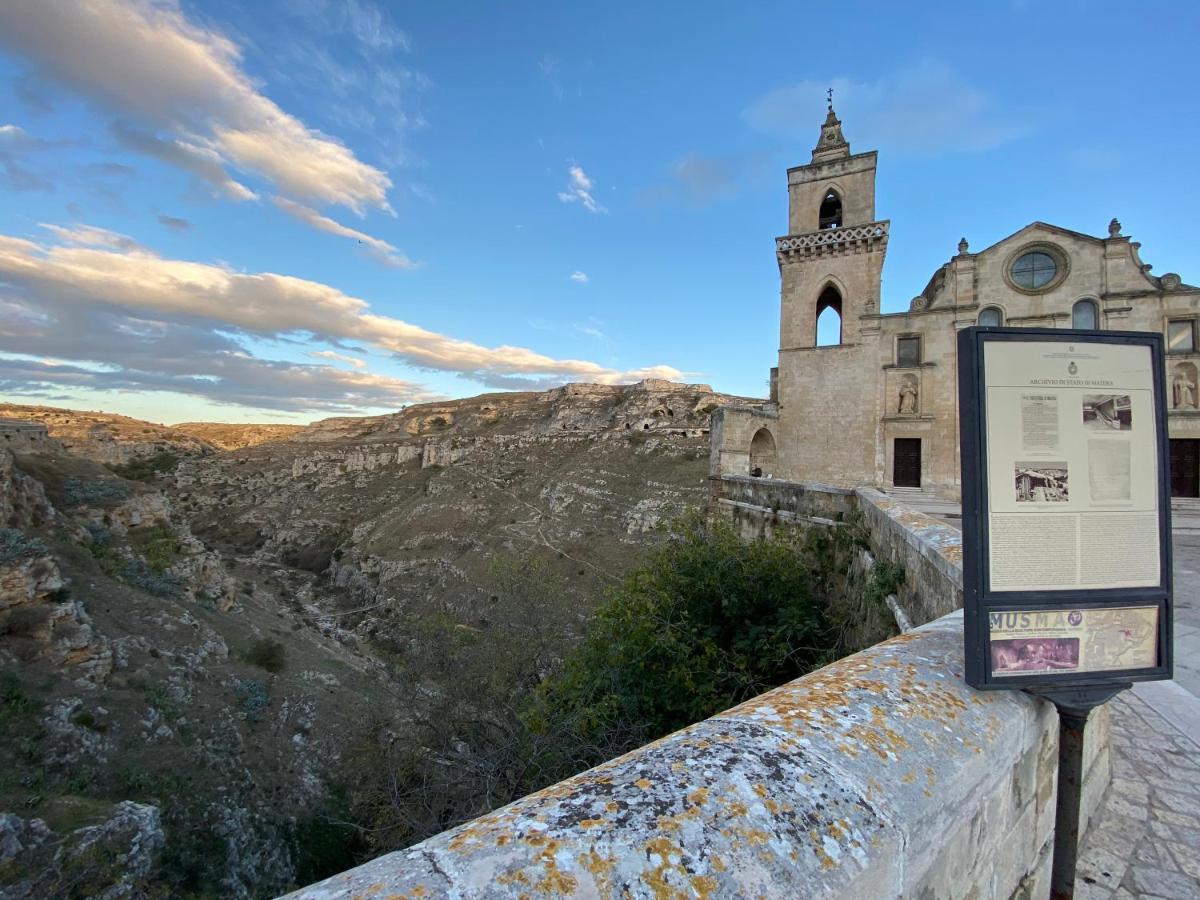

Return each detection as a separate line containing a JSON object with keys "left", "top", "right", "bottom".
{"left": 0, "top": 802, "right": 164, "bottom": 899}
{"left": 0, "top": 381, "right": 758, "bottom": 899}
{"left": 0, "top": 404, "right": 216, "bottom": 464}
{"left": 0, "top": 450, "right": 55, "bottom": 529}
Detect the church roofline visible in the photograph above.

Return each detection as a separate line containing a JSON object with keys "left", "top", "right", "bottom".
{"left": 969, "top": 220, "right": 1107, "bottom": 256}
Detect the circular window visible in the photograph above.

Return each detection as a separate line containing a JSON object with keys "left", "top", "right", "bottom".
{"left": 1011, "top": 252, "right": 1058, "bottom": 289}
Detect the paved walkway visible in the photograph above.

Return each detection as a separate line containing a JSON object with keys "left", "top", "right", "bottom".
{"left": 1076, "top": 688, "right": 1200, "bottom": 899}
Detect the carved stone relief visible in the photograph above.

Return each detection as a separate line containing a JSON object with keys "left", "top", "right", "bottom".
{"left": 898, "top": 374, "right": 919, "bottom": 415}
{"left": 1173, "top": 362, "right": 1198, "bottom": 409}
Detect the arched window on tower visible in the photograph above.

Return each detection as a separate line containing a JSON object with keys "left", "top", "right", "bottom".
{"left": 1072, "top": 299, "right": 1099, "bottom": 330}
{"left": 818, "top": 190, "right": 842, "bottom": 229}
{"left": 816, "top": 285, "right": 843, "bottom": 346}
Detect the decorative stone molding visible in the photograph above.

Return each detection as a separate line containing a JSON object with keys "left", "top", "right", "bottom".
{"left": 775, "top": 220, "right": 889, "bottom": 260}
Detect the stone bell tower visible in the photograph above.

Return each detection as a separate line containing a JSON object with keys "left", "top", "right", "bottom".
{"left": 777, "top": 98, "right": 889, "bottom": 352}
{"left": 767, "top": 98, "right": 891, "bottom": 487}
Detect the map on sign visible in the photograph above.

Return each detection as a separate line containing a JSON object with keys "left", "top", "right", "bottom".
{"left": 988, "top": 606, "right": 1158, "bottom": 678}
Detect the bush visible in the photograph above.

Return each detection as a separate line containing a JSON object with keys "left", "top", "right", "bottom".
{"left": 244, "top": 639, "right": 286, "bottom": 673}
{"left": 122, "top": 559, "right": 184, "bottom": 598}
{"left": 62, "top": 477, "right": 129, "bottom": 508}
{"left": 235, "top": 678, "right": 269, "bottom": 714}
{"left": 108, "top": 451, "right": 179, "bottom": 481}
{"left": 528, "top": 513, "right": 841, "bottom": 755}
{"left": 0, "top": 528, "right": 48, "bottom": 565}
{"left": 128, "top": 525, "right": 182, "bottom": 573}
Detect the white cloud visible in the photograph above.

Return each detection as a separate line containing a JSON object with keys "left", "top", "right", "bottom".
{"left": 310, "top": 349, "right": 368, "bottom": 369}
{"left": 110, "top": 121, "right": 257, "bottom": 202}
{"left": 569, "top": 271, "right": 588, "bottom": 283}
{"left": 743, "top": 61, "right": 1025, "bottom": 157}
{"left": 0, "top": 124, "right": 27, "bottom": 140}
{"left": 271, "top": 196, "right": 417, "bottom": 269}
{"left": 0, "top": 0, "right": 391, "bottom": 212}
{"left": 39, "top": 223, "right": 142, "bottom": 252}
{"left": 0, "top": 227, "right": 683, "bottom": 390}
{"left": 557, "top": 165, "right": 605, "bottom": 214}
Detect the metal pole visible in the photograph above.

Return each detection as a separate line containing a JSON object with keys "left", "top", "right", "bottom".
{"left": 1049, "top": 703, "right": 1090, "bottom": 900}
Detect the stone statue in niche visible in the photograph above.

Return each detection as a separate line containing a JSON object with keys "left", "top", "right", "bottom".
{"left": 898, "top": 375, "right": 919, "bottom": 415}
{"left": 1173, "top": 363, "right": 1198, "bottom": 409}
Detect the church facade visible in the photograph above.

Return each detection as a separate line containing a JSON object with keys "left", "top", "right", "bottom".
{"left": 710, "top": 105, "right": 1200, "bottom": 501}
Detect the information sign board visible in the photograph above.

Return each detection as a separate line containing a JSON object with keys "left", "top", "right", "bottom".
{"left": 958, "top": 327, "right": 1172, "bottom": 690}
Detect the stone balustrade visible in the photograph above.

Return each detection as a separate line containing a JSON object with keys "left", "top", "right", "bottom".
{"left": 775, "top": 220, "right": 890, "bottom": 259}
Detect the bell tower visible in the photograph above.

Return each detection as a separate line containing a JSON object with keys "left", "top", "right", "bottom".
{"left": 777, "top": 97, "right": 888, "bottom": 351}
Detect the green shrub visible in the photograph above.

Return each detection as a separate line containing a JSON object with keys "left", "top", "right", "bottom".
{"left": 235, "top": 678, "right": 269, "bottom": 714}
{"left": 62, "top": 478, "right": 129, "bottom": 508}
{"left": 528, "top": 513, "right": 840, "bottom": 753}
{"left": 121, "top": 559, "right": 184, "bottom": 598}
{"left": 0, "top": 670, "right": 38, "bottom": 724}
{"left": 128, "top": 524, "right": 181, "bottom": 573}
{"left": 245, "top": 639, "right": 286, "bottom": 673}
{"left": 0, "top": 528, "right": 48, "bottom": 565}
{"left": 108, "top": 451, "right": 179, "bottom": 481}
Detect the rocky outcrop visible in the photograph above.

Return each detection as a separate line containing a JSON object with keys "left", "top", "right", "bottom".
{"left": 0, "top": 802, "right": 164, "bottom": 899}
{"left": 0, "top": 404, "right": 216, "bottom": 464}
{"left": 0, "top": 449, "right": 55, "bottom": 528}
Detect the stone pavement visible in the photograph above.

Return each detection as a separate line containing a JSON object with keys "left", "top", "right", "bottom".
{"left": 1075, "top": 688, "right": 1200, "bottom": 899}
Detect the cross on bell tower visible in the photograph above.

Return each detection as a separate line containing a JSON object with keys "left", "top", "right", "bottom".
{"left": 812, "top": 90, "right": 850, "bottom": 163}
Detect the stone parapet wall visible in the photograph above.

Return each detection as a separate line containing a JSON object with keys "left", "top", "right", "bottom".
{"left": 284, "top": 611, "right": 1110, "bottom": 899}
{"left": 710, "top": 474, "right": 855, "bottom": 530}
{"left": 855, "top": 488, "right": 963, "bottom": 627}
{"left": 710, "top": 477, "right": 964, "bottom": 629}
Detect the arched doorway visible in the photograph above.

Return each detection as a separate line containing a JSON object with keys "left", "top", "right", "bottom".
{"left": 749, "top": 427, "right": 777, "bottom": 477}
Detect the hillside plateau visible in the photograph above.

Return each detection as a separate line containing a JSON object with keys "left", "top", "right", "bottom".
{"left": 0, "top": 380, "right": 749, "bottom": 897}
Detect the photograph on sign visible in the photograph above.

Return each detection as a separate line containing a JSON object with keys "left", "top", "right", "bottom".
{"left": 988, "top": 606, "right": 1159, "bottom": 677}
{"left": 983, "top": 341, "right": 1160, "bottom": 593}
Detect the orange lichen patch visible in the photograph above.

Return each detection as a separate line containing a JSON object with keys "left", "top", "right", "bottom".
{"left": 532, "top": 842, "right": 578, "bottom": 896}
{"left": 901, "top": 770, "right": 917, "bottom": 784}
{"left": 925, "top": 767, "right": 936, "bottom": 787}
{"left": 808, "top": 829, "right": 837, "bottom": 870}
{"left": 497, "top": 869, "right": 531, "bottom": 887}
{"left": 635, "top": 778, "right": 653, "bottom": 790}
{"left": 690, "top": 874, "right": 719, "bottom": 897}
{"left": 580, "top": 848, "right": 615, "bottom": 894}
{"left": 578, "top": 818, "right": 605, "bottom": 829}
{"left": 605, "top": 801, "right": 620, "bottom": 813}
{"left": 496, "top": 835, "right": 511, "bottom": 846}
{"left": 688, "top": 787, "right": 710, "bottom": 806}
{"left": 752, "top": 783, "right": 768, "bottom": 799}
{"left": 641, "top": 835, "right": 689, "bottom": 899}
{"left": 710, "top": 855, "right": 728, "bottom": 873}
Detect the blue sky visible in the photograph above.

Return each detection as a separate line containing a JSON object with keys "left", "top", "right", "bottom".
{"left": 1, "top": 0, "right": 1197, "bottom": 424}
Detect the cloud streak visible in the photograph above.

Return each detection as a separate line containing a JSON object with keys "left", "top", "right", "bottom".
{"left": 271, "top": 196, "right": 417, "bottom": 269}
{"left": 0, "top": 227, "right": 682, "bottom": 411}
{"left": 0, "top": 0, "right": 392, "bottom": 212}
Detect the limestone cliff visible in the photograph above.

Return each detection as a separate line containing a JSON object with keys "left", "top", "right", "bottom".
{"left": 0, "top": 381, "right": 751, "bottom": 898}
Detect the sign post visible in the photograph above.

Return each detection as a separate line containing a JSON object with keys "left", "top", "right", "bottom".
{"left": 957, "top": 327, "right": 1173, "bottom": 900}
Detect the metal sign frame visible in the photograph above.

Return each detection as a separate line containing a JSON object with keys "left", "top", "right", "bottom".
{"left": 958, "top": 326, "right": 1173, "bottom": 691}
